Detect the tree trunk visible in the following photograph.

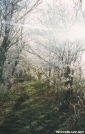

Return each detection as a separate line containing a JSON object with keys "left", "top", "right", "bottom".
{"left": 64, "top": 65, "right": 74, "bottom": 102}
{"left": 0, "top": 36, "right": 9, "bottom": 83}
{"left": 0, "top": 49, "right": 6, "bottom": 83}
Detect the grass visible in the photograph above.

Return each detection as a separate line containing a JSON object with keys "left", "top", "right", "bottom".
{"left": 0, "top": 81, "right": 85, "bottom": 134}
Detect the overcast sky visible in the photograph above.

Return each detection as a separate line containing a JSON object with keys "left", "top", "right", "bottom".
{"left": 25, "top": 0, "right": 85, "bottom": 42}
{"left": 45, "top": 0, "right": 85, "bottom": 41}
{"left": 3, "top": 0, "right": 85, "bottom": 42}
{"left": 37, "top": 0, "right": 85, "bottom": 67}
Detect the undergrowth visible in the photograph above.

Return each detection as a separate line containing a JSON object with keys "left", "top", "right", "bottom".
{"left": 0, "top": 81, "right": 85, "bottom": 134}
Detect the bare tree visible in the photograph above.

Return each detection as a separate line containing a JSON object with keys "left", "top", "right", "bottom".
{"left": 10, "top": 0, "right": 85, "bottom": 96}
{"left": 0, "top": 0, "right": 41, "bottom": 86}
{"left": 22, "top": 1, "right": 85, "bottom": 94}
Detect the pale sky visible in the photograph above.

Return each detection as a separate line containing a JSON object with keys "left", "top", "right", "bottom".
{"left": 32, "top": 0, "right": 85, "bottom": 42}
{"left": 38, "top": 0, "right": 85, "bottom": 68}
{"left": 2, "top": 0, "right": 85, "bottom": 42}
{"left": 28, "top": 0, "right": 85, "bottom": 67}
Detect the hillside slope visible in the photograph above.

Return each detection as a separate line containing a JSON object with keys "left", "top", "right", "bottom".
{"left": 0, "top": 82, "right": 85, "bottom": 134}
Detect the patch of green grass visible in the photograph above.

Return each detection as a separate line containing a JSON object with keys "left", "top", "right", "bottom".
{"left": 0, "top": 81, "right": 85, "bottom": 134}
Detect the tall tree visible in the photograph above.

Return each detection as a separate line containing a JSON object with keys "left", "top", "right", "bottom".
{"left": 0, "top": 0, "right": 41, "bottom": 84}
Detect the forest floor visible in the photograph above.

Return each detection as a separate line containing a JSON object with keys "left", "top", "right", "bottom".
{"left": 0, "top": 81, "right": 85, "bottom": 134}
